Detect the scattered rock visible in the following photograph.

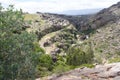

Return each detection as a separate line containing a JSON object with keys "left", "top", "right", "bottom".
{"left": 43, "top": 40, "right": 51, "bottom": 47}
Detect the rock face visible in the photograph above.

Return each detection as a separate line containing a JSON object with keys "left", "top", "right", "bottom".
{"left": 42, "top": 62, "right": 120, "bottom": 80}
{"left": 78, "top": 2, "right": 120, "bottom": 31}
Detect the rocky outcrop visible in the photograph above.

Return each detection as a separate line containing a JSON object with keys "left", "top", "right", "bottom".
{"left": 41, "top": 62, "right": 120, "bottom": 80}
{"left": 36, "top": 12, "right": 91, "bottom": 32}
{"left": 82, "top": 2, "right": 120, "bottom": 31}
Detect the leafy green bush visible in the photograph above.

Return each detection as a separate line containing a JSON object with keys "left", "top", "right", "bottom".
{"left": 0, "top": 4, "right": 38, "bottom": 80}
{"left": 53, "top": 56, "right": 73, "bottom": 74}
{"left": 36, "top": 54, "right": 54, "bottom": 77}
{"left": 53, "top": 63, "right": 72, "bottom": 74}
{"left": 66, "top": 46, "right": 94, "bottom": 66}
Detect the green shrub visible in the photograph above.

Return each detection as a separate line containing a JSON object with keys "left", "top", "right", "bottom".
{"left": 53, "top": 56, "right": 73, "bottom": 74}
{"left": 53, "top": 64, "right": 71, "bottom": 74}
{"left": 79, "top": 64, "right": 95, "bottom": 68}
{"left": 109, "top": 57, "right": 120, "bottom": 63}
{"left": 0, "top": 4, "right": 38, "bottom": 80}
{"left": 36, "top": 54, "right": 54, "bottom": 77}
{"left": 66, "top": 46, "right": 94, "bottom": 66}
{"left": 33, "top": 42, "right": 45, "bottom": 54}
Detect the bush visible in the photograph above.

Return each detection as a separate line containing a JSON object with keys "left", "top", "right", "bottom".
{"left": 0, "top": 4, "right": 38, "bottom": 80}
{"left": 33, "top": 42, "right": 45, "bottom": 54}
{"left": 53, "top": 64, "right": 71, "bottom": 74}
{"left": 79, "top": 64, "right": 95, "bottom": 68}
{"left": 53, "top": 56, "right": 73, "bottom": 74}
{"left": 109, "top": 57, "right": 120, "bottom": 63}
{"left": 66, "top": 46, "right": 94, "bottom": 66}
{"left": 36, "top": 54, "right": 54, "bottom": 77}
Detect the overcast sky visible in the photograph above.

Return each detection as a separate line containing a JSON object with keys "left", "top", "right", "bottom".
{"left": 0, "top": 0, "right": 120, "bottom": 13}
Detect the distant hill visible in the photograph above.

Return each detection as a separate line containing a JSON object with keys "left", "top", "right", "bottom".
{"left": 58, "top": 8, "right": 102, "bottom": 15}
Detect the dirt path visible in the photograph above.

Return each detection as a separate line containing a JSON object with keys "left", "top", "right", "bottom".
{"left": 39, "top": 30, "right": 60, "bottom": 54}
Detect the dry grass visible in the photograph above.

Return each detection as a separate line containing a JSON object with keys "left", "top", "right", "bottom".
{"left": 24, "top": 14, "right": 40, "bottom": 21}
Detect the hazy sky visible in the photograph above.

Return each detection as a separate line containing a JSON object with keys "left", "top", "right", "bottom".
{"left": 0, "top": 0, "right": 120, "bottom": 13}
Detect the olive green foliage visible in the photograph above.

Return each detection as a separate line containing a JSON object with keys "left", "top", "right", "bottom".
{"left": 36, "top": 55, "right": 74, "bottom": 77}
{"left": 38, "top": 54, "right": 54, "bottom": 71}
{"left": 53, "top": 56, "right": 73, "bottom": 74}
{"left": 0, "top": 4, "right": 38, "bottom": 80}
{"left": 66, "top": 46, "right": 94, "bottom": 66}
{"left": 36, "top": 54, "right": 54, "bottom": 77}
{"left": 53, "top": 62, "right": 72, "bottom": 74}
{"left": 33, "top": 42, "right": 45, "bottom": 54}
{"left": 79, "top": 64, "right": 95, "bottom": 68}
{"left": 109, "top": 57, "right": 120, "bottom": 63}
{"left": 35, "top": 48, "right": 94, "bottom": 77}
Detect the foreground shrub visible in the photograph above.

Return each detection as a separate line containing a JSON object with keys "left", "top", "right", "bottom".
{"left": 0, "top": 4, "right": 39, "bottom": 80}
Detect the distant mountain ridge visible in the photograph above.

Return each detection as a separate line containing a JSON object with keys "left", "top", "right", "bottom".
{"left": 57, "top": 8, "right": 102, "bottom": 15}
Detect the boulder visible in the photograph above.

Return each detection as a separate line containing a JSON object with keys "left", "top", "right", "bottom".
{"left": 43, "top": 41, "right": 51, "bottom": 47}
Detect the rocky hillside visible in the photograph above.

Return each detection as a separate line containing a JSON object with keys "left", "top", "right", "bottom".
{"left": 83, "top": 2, "right": 120, "bottom": 30}
{"left": 24, "top": 13, "right": 86, "bottom": 55}
{"left": 85, "top": 2, "right": 120, "bottom": 63}
{"left": 39, "top": 62, "right": 120, "bottom": 80}
{"left": 24, "top": 1, "right": 120, "bottom": 63}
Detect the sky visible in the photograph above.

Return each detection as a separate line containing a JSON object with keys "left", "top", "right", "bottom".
{"left": 0, "top": 0, "right": 120, "bottom": 13}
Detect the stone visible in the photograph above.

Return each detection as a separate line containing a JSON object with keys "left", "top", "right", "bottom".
{"left": 113, "top": 76, "right": 120, "bottom": 80}
{"left": 54, "top": 48, "right": 61, "bottom": 53}
{"left": 43, "top": 41, "right": 51, "bottom": 47}
{"left": 42, "top": 62, "right": 120, "bottom": 80}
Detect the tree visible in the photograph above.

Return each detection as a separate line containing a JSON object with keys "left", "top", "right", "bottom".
{"left": 0, "top": 4, "right": 38, "bottom": 80}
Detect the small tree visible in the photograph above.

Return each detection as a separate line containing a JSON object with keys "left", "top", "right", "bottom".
{"left": 85, "top": 42, "right": 94, "bottom": 63}
{"left": 0, "top": 4, "right": 38, "bottom": 80}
